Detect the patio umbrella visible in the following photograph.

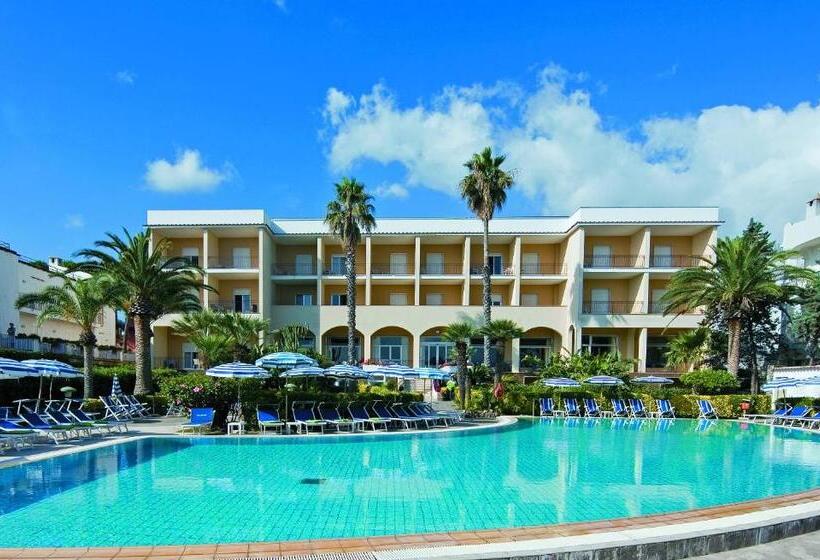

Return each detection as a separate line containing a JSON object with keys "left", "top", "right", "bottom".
{"left": 762, "top": 377, "right": 801, "bottom": 408}
{"left": 542, "top": 377, "right": 581, "bottom": 388}
{"left": 438, "top": 365, "right": 458, "bottom": 375}
{"left": 22, "top": 359, "right": 82, "bottom": 409}
{"left": 796, "top": 375, "right": 820, "bottom": 386}
{"left": 416, "top": 368, "right": 451, "bottom": 402}
{"left": 324, "top": 364, "right": 371, "bottom": 380}
{"left": 0, "top": 357, "right": 36, "bottom": 380}
{"left": 368, "top": 364, "right": 420, "bottom": 379}
{"left": 584, "top": 375, "right": 625, "bottom": 386}
{"left": 255, "top": 352, "right": 316, "bottom": 369}
{"left": 206, "top": 361, "right": 272, "bottom": 417}
{"left": 632, "top": 376, "right": 674, "bottom": 385}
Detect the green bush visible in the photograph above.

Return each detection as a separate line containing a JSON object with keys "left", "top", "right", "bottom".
{"left": 665, "top": 393, "right": 770, "bottom": 418}
{"left": 680, "top": 369, "right": 740, "bottom": 394}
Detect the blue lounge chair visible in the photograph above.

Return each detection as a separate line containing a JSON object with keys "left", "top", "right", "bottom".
{"left": 799, "top": 412, "right": 820, "bottom": 429}
{"left": 0, "top": 419, "right": 39, "bottom": 446}
{"left": 66, "top": 403, "right": 128, "bottom": 433}
{"left": 406, "top": 403, "right": 448, "bottom": 427}
{"left": 562, "top": 398, "right": 580, "bottom": 416}
{"left": 539, "top": 398, "right": 555, "bottom": 416}
{"left": 16, "top": 412, "right": 75, "bottom": 443}
{"left": 628, "top": 399, "right": 648, "bottom": 418}
{"left": 384, "top": 403, "right": 424, "bottom": 429}
{"left": 256, "top": 407, "right": 285, "bottom": 434}
{"left": 179, "top": 408, "right": 215, "bottom": 434}
{"left": 413, "top": 403, "right": 458, "bottom": 424}
{"left": 656, "top": 399, "right": 676, "bottom": 418}
{"left": 45, "top": 408, "right": 100, "bottom": 437}
{"left": 583, "top": 398, "right": 601, "bottom": 417}
{"left": 611, "top": 399, "right": 629, "bottom": 417}
{"left": 100, "top": 395, "right": 133, "bottom": 421}
{"left": 696, "top": 399, "right": 718, "bottom": 419}
{"left": 745, "top": 405, "right": 791, "bottom": 424}
{"left": 348, "top": 403, "right": 390, "bottom": 431}
{"left": 777, "top": 405, "right": 810, "bottom": 426}
{"left": 291, "top": 402, "right": 326, "bottom": 434}
{"left": 318, "top": 403, "right": 361, "bottom": 432}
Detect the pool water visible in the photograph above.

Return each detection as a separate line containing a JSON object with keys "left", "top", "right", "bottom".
{"left": 1, "top": 418, "right": 818, "bottom": 547}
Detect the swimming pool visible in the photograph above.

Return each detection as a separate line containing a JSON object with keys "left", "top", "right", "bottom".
{"left": 1, "top": 418, "right": 818, "bottom": 548}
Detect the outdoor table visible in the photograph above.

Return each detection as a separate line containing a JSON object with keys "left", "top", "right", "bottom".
{"left": 227, "top": 421, "right": 245, "bottom": 435}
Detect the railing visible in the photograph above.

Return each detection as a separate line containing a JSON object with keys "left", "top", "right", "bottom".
{"left": 469, "top": 265, "right": 515, "bottom": 276}
{"left": 323, "top": 263, "right": 366, "bottom": 275}
{"left": 272, "top": 262, "right": 316, "bottom": 275}
{"left": 371, "top": 263, "right": 413, "bottom": 275}
{"left": 650, "top": 255, "right": 701, "bottom": 268}
{"left": 165, "top": 255, "right": 200, "bottom": 269}
{"left": 207, "top": 255, "right": 258, "bottom": 269}
{"left": 521, "top": 262, "right": 566, "bottom": 275}
{"left": 367, "top": 358, "right": 411, "bottom": 366}
{"left": 420, "top": 263, "right": 463, "bottom": 275}
{"left": 650, "top": 301, "right": 665, "bottom": 314}
{"left": 17, "top": 301, "right": 47, "bottom": 312}
{"left": 583, "top": 255, "right": 645, "bottom": 268}
{"left": 582, "top": 301, "right": 645, "bottom": 314}
{"left": 209, "top": 300, "right": 259, "bottom": 314}
{"left": 0, "top": 334, "right": 134, "bottom": 361}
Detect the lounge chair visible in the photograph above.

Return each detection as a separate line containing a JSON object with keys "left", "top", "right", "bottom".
{"left": 179, "top": 408, "right": 215, "bottom": 434}
{"left": 539, "top": 397, "right": 555, "bottom": 416}
{"left": 378, "top": 402, "right": 420, "bottom": 429}
{"left": 562, "top": 398, "right": 581, "bottom": 416}
{"left": 583, "top": 398, "right": 601, "bottom": 417}
{"left": 66, "top": 402, "right": 128, "bottom": 433}
{"left": 611, "top": 399, "right": 629, "bottom": 417}
{"left": 45, "top": 408, "right": 102, "bottom": 437}
{"left": 348, "top": 403, "right": 390, "bottom": 431}
{"left": 696, "top": 399, "right": 718, "bottom": 419}
{"left": 291, "top": 402, "right": 326, "bottom": 434}
{"left": 745, "top": 405, "right": 791, "bottom": 424}
{"left": 16, "top": 412, "right": 75, "bottom": 443}
{"left": 257, "top": 407, "right": 285, "bottom": 434}
{"left": 122, "top": 395, "right": 152, "bottom": 417}
{"left": 777, "top": 405, "right": 810, "bottom": 426}
{"left": 0, "top": 419, "right": 40, "bottom": 446}
{"left": 799, "top": 412, "right": 820, "bottom": 429}
{"left": 100, "top": 396, "right": 133, "bottom": 421}
{"left": 318, "top": 403, "right": 360, "bottom": 432}
{"left": 628, "top": 398, "right": 648, "bottom": 418}
{"left": 655, "top": 399, "right": 676, "bottom": 418}
{"left": 406, "top": 403, "right": 449, "bottom": 427}
{"left": 413, "top": 403, "right": 458, "bottom": 424}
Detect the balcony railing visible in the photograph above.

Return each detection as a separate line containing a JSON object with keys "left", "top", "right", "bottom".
{"left": 521, "top": 262, "right": 566, "bottom": 275}
{"left": 207, "top": 255, "right": 258, "bottom": 269}
{"left": 323, "top": 263, "right": 366, "bottom": 275}
{"left": 583, "top": 255, "right": 645, "bottom": 268}
{"left": 650, "top": 255, "right": 701, "bottom": 268}
{"left": 582, "top": 301, "right": 645, "bottom": 314}
{"left": 272, "top": 262, "right": 316, "bottom": 275}
{"left": 420, "top": 263, "right": 463, "bottom": 275}
{"left": 209, "top": 300, "right": 259, "bottom": 314}
{"left": 470, "top": 265, "right": 515, "bottom": 276}
{"left": 165, "top": 255, "right": 200, "bottom": 269}
{"left": 371, "top": 263, "right": 413, "bottom": 275}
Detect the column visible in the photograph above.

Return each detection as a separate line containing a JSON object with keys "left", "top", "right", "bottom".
{"left": 365, "top": 236, "right": 372, "bottom": 306}
{"left": 316, "top": 237, "right": 323, "bottom": 305}
{"left": 363, "top": 331, "right": 372, "bottom": 365}
{"left": 257, "top": 228, "right": 266, "bottom": 318}
{"left": 412, "top": 332, "right": 421, "bottom": 368}
{"left": 511, "top": 236, "right": 522, "bottom": 306}
{"left": 462, "top": 236, "right": 471, "bottom": 305}
{"left": 637, "top": 327, "right": 648, "bottom": 372}
{"left": 511, "top": 338, "right": 520, "bottom": 373}
{"left": 414, "top": 236, "right": 421, "bottom": 306}
{"left": 202, "top": 229, "right": 210, "bottom": 308}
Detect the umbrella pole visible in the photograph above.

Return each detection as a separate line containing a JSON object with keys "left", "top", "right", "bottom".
{"left": 37, "top": 375, "right": 44, "bottom": 412}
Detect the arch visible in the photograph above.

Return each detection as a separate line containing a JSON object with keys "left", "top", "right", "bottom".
{"left": 321, "top": 326, "right": 364, "bottom": 364}
{"left": 370, "top": 326, "right": 414, "bottom": 366}
{"left": 419, "top": 326, "right": 455, "bottom": 368}
{"left": 520, "top": 327, "right": 563, "bottom": 368}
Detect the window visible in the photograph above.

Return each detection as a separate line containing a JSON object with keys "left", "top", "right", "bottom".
{"left": 295, "top": 254, "right": 313, "bottom": 275}
{"left": 390, "top": 253, "right": 408, "bottom": 274}
{"left": 652, "top": 246, "right": 673, "bottom": 267}
{"left": 647, "top": 337, "right": 670, "bottom": 368}
{"left": 521, "top": 293, "right": 538, "bottom": 306}
{"left": 520, "top": 337, "right": 553, "bottom": 363}
{"left": 591, "top": 245, "right": 612, "bottom": 267}
{"left": 375, "top": 335, "right": 407, "bottom": 364}
{"left": 421, "top": 336, "right": 454, "bottom": 367}
{"left": 330, "top": 254, "right": 345, "bottom": 275}
{"left": 426, "top": 292, "right": 443, "bottom": 305}
{"left": 295, "top": 293, "right": 313, "bottom": 306}
{"left": 389, "top": 292, "right": 408, "bottom": 305}
{"left": 469, "top": 337, "right": 502, "bottom": 367}
{"left": 651, "top": 288, "right": 667, "bottom": 314}
{"left": 232, "top": 247, "right": 252, "bottom": 268}
{"left": 425, "top": 253, "right": 443, "bottom": 274}
{"left": 328, "top": 336, "right": 359, "bottom": 363}
{"left": 491, "top": 293, "right": 503, "bottom": 307}
{"left": 581, "top": 335, "right": 618, "bottom": 356}
{"left": 522, "top": 252, "right": 539, "bottom": 275}
{"left": 181, "top": 247, "right": 199, "bottom": 267}
{"left": 330, "top": 293, "right": 347, "bottom": 306}
{"left": 182, "top": 343, "right": 199, "bottom": 370}
{"left": 589, "top": 288, "right": 610, "bottom": 313}
{"left": 488, "top": 254, "right": 503, "bottom": 275}
{"left": 233, "top": 289, "right": 252, "bottom": 313}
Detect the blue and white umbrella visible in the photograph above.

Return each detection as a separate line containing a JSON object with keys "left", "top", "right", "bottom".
{"left": 632, "top": 376, "right": 674, "bottom": 385}
{"left": 22, "top": 359, "right": 82, "bottom": 406}
{"left": 279, "top": 365, "right": 326, "bottom": 378}
{"left": 325, "top": 364, "right": 371, "bottom": 380}
{"left": 206, "top": 362, "right": 272, "bottom": 415}
{"left": 416, "top": 367, "right": 451, "bottom": 380}
{"left": 542, "top": 377, "right": 581, "bottom": 388}
{"left": 584, "top": 375, "right": 625, "bottom": 386}
{"left": 796, "top": 376, "right": 820, "bottom": 387}
{"left": 0, "top": 357, "right": 36, "bottom": 380}
{"left": 111, "top": 375, "right": 124, "bottom": 398}
{"left": 368, "top": 364, "right": 420, "bottom": 379}
{"left": 255, "top": 352, "right": 317, "bottom": 369}
{"left": 761, "top": 377, "right": 800, "bottom": 391}
{"left": 439, "top": 365, "right": 458, "bottom": 375}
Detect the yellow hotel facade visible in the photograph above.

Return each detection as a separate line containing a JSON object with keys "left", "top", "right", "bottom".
{"left": 146, "top": 207, "right": 719, "bottom": 375}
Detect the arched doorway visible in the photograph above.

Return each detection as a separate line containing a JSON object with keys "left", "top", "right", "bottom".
{"left": 370, "top": 326, "right": 414, "bottom": 366}
{"left": 322, "top": 326, "right": 363, "bottom": 364}
{"left": 520, "top": 327, "right": 562, "bottom": 371}
{"left": 419, "top": 326, "right": 454, "bottom": 368}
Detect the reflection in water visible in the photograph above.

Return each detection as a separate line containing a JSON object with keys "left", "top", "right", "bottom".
{"left": 0, "top": 419, "right": 818, "bottom": 547}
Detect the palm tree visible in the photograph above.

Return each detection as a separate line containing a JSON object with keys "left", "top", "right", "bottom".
{"left": 442, "top": 322, "right": 476, "bottom": 406}
{"left": 665, "top": 328, "right": 709, "bottom": 371}
{"left": 479, "top": 319, "right": 524, "bottom": 384}
{"left": 77, "top": 230, "right": 210, "bottom": 394}
{"left": 661, "top": 234, "right": 811, "bottom": 377}
{"left": 459, "top": 147, "right": 514, "bottom": 369}
{"left": 324, "top": 177, "right": 376, "bottom": 364}
{"left": 216, "top": 312, "right": 269, "bottom": 362}
{"left": 170, "top": 310, "right": 230, "bottom": 370}
{"left": 269, "top": 323, "right": 311, "bottom": 353}
{"left": 16, "top": 274, "right": 115, "bottom": 398}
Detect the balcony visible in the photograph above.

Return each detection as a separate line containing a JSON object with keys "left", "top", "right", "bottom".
{"left": 272, "top": 262, "right": 316, "bottom": 275}
{"left": 649, "top": 255, "right": 701, "bottom": 268}
{"left": 323, "top": 263, "right": 365, "bottom": 275}
{"left": 207, "top": 255, "right": 258, "bottom": 269}
{"left": 521, "top": 262, "right": 566, "bottom": 276}
{"left": 371, "top": 263, "right": 413, "bottom": 275}
{"left": 583, "top": 255, "right": 645, "bottom": 268}
{"left": 165, "top": 255, "right": 200, "bottom": 269}
{"left": 470, "top": 265, "right": 515, "bottom": 276}
{"left": 209, "top": 300, "right": 259, "bottom": 314}
{"left": 582, "top": 301, "right": 645, "bottom": 314}
{"left": 420, "top": 263, "right": 463, "bottom": 275}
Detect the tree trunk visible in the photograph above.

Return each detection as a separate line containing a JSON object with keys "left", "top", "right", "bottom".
{"left": 456, "top": 342, "right": 467, "bottom": 406}
{"left": 482, "top": 217, "right": 493, "bottom": 378}
{"left": 83, "top": 342, "right": 94, "bottom": 399}
{"left": 133, "top": 314, "right": 153, "bottom": 395}
{"left": 346, "top": 245, "right": 357, "bottom": 364}
{"left": 747, "top": 322, "right": 759, "bottom": 394}
{"left": 726, "top": 318, "right": 741, "bottom": 376}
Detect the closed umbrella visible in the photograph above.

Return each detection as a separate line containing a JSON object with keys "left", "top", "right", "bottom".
{"left": 255, "top": 352, "right": 316, "bottom": 369}
{"left": 111, "top": 375, "right": 124, "bottom": 398}
{"left": 206, "top": 361, "right": 271, "bottom": 417}
{"left": 22, "top": 359, "right": 82, "bottom": 410}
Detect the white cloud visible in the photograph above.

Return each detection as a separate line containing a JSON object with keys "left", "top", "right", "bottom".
{"left": 323, "top": 67, "right": 820, "bottom": 235}
{"left": 273, "top": 0, "right": 287, "bottom": 11}
{"left": 114, "top": 70, "right": 136, "bottom": 85}
{"left": 64, "top": 214, "right": 85, "bottom": 229}
{"left": 145, "top": 149, "right": 232, "bottom": 193}
{"left": 374, "top": 182, "right": 409, "bottom": 199}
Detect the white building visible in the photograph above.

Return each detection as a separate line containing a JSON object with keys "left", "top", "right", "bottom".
{"left": 783, "top": 194, "right": 820, "bottom": 270}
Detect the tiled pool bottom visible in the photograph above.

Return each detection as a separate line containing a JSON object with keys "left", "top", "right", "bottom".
{"left": 0, "top": 418, "right": 818, "bottom": 548}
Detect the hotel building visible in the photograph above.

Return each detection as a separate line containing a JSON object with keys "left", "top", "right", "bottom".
{"left": 146, "top": 207, "right": 719, "bottom": 375}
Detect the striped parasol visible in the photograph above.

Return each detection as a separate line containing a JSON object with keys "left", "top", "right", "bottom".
{"left": 255, "top": 352, "right": 316, "bottom": 369}
{"left": 0, "top": 357, "right": 36, "bottom": 380}
{"left": 22, "top": 359, "right": 82, "bottom": 407}
{"left": 367, "top": 364, "right": 419, "bottom": 379}
{"left": 761, "top": 377, "right": 800, "bottom": 391}
{"left": 415, "top": 367, "right": 451, "bottom": 380}
{"left": 796, "top": 376, "right": 820, "bottom": 387}
{"left": 111, "top": 375, "right": 124, "bottom": 398}
{"left": 542, "top": 377, "right": 581, "bottom": 388}
{"left": 324, "top": 364, "right": 371, "bottom": 380}
{"left": 279, "top": 366, "right": 325, "bottom": 378}
{"left": 206, "top": 362, "right": 272, "bottom": 416}
{"left": 632, "top": 376, "right": 674, "bottom": 385}
{"left": 584, "top": 375, "right": 625, "bottom": 386}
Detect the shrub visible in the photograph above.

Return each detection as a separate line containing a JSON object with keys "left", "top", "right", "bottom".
{"left": 541, "top": 352, "right": 635, "bottom": 380}
{"left": 664, "top": 393, "right": 770, "bottom": 418}
{"left": 680, "top": 369, "right": 740, "bottom": 394}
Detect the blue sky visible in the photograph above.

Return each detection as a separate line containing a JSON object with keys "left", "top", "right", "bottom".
{"left": 1, "top": 1, "right": 820, "bottom": 259}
